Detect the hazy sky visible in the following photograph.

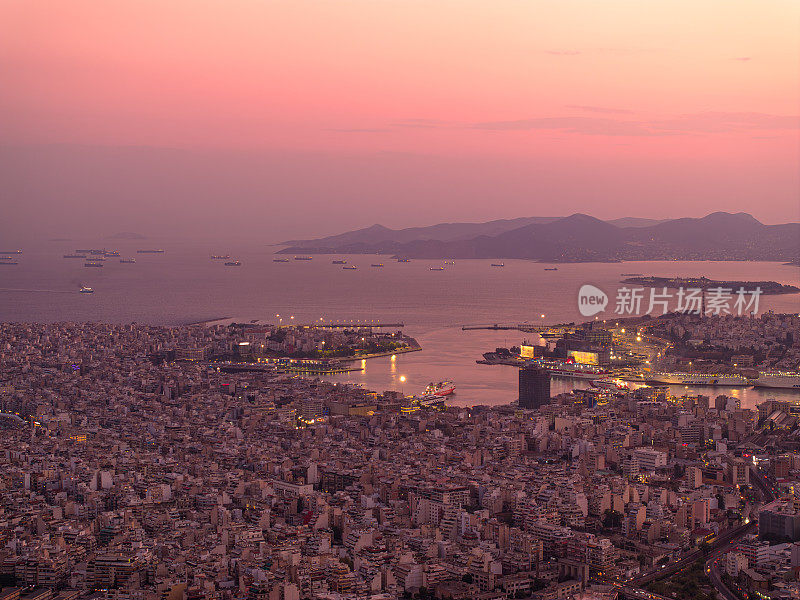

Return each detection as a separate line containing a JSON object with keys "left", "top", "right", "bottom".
{"left": 1, "top": 0, "right": 798, "bottom": 242}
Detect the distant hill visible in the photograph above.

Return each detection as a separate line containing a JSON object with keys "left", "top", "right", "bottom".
{"left": 278, "top": 212, "right": 800, "bottom": 262}
{"left": 107, "top": 232, "right": 147, "bottom": 240}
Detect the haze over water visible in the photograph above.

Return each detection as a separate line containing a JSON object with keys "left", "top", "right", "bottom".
{"left": 1, "top": 240, "right": 798, "bottom": 408}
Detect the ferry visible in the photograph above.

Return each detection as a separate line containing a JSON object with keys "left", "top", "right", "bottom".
{"left": 211, "top": 255, "right": 230, "bottom": 260}
{"left": 591, "top": 378, "right": 630, "bottom": 391}
{"left": 294, "top": 256, "right": 313, "bottom": 261}
{"left": 224, "top": 260, "right": 242, "bottom": 266}
{"left": 424, "top": 380, "right": 455, "bottom": 396}
{"left": 119, "top": 258, "right": 136, "bottom": 263}
{"left": 343, "top": 265, "right": 358, "bottom": 270}
{"left": 430, "top": 266, "right": 444, "bottom": 271}
{"left": 63, "top": 254, "right": 86, "bottom": 259}
{"left": 754, "top": 372, "right": 800, "bottom": 389}
{"left": 79, "top": 286, "right": 94, "bottom": 294}
{"left": 371, "top": 263, "right": 384, "bottom": 267}
{"left": 273, "top": 258, "right": 290, "bottom": 262}
{"left": 491, "top": 263, "right": 504, "bottom": 267}
{"left": 84, "top": 262, "right": 104, "bottom": 267}
{"left": 414, "top": 394, "right": 447, "bottom": 409}
{"left": 530, "top": 359, "right": 612, "bottom": 379}
{"left": 332, "top": 259, "right": 347, "bottom": 264}
{"left": 646, "top": 372, "right": 753, "bottom": 387}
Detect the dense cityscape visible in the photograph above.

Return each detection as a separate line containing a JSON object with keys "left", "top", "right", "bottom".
{"left": 1, "top": 316, "right": 799, "bottom": 600}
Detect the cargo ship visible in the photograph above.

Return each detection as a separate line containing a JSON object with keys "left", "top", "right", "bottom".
{"left": 332, "top": 259, "right": 347, "bottom": 264}
{"left": 0, "top": 260, "right": 19, "bottom": 265}
{"left": 79, "top": 286, "right": 94, "bottom": 293}
{"left": 273, "top": 258, "right": 290, "bottom": 262}
{"left": 753, "top": 372, "right": 800, "bottom": 389}
{"left": 294, "top": 256, "right": 313, "bottom": 261}
{"left": 544, "top": 267, "right": 558, "bottom": 271}
{"left": 430, "top": 266, "right": 444, "bottom": 271}
{"left": 0, "top": 250, "right": 22, "bottom": 254}
{"left": 224, "top": 260, "right": 242, "bottom": 266}
{"left": 104, "top": 250, "right": 120, "bottom": 257}
{"left": 491, "top": 262, "right": 504, "bottom": 267}
{"left": 211, "top": 255, "right": 230, "bottom": 260}
{"left": 63, "top": 254, "right": 86, "bottom": 258}
{"left": 397, "top": 258, "right": 411, "bottom": 263}
{"left": 343, "top": 265, "right": 357, "bottom": 270}
{"left": 119, "top": 258, "right": 136, "bottom": 263}
{"left": 137, "top": 249, "right": 165, "bottom": 253}
{"left": 424, "top": 380, "right": 455, "bottom": 396}
{"left": 371, "top": 263, "right": 384, "bottom": 267}
{"left": 84, "top": 262, "right": 104, "bottom": 267}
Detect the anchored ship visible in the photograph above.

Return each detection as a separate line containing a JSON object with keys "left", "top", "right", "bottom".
{"left": 530, "top": 359, "right": 612, "bottom": 379}
{"left": 754, "top": 372, "right": 800, "bottom": 389}
{"left": 424, "top": 380, "right": 455, "bottom": 396}
{"left": 645, "top": 372, "right": 753, "bottom": 387}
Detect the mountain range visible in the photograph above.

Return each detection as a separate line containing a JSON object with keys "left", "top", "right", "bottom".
{"left": 278, "top": 212, "right": 800, "bottom": 263}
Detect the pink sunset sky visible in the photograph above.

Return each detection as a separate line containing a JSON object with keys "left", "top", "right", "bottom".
{"left": 1, "top": 0, "right": 798, "bottom": 241}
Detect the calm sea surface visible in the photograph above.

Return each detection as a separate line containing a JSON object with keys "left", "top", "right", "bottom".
{"left": 1, "top": 240, "right": 798, "bottom": 408}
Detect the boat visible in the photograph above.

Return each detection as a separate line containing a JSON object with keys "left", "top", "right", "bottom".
{"left": 332, "top": 259, "right": 347, "bottom": 264}
{"left": 491, "top": 263, "right": 504, "bottom": 267}
{"left": 224, "top": 260, "right": 242, "bottom": 266}
{"left": 343, "top": 265, "right": 358, "bottom": 270}
{"left": 79, "top": 286, "right": 94, "bottom": 294}
{"left": 84, "top": 262, "right": 104, "bottom": 267}
{"left": 646, "top": 372, "right": 753, "bottom": 387}
{"left": 753, "top": 372, "right": 800, "bottom": 389}
{"left": 273, "top": 258, "right": 290, "bottom": 262}
{"left": 430, "top": 266, "right": 444, "bottom": 271}
{"left": 531, "top": 359, "right": 612, "bottom": 379}
{"left": 119, "top": 258, "right": 136, "bottom": 263}
{"left": 414, "top": 394, "right": 447, "bottom": 408}
{"left": 424, "top": 380, "right": 456, "bottom": 396}
{"left": 137, "top": 249, "right": 165, "bottom": 253}
{"left": 211, "top": 255, "right": 230, "bottom": 260}
{"left": 544, "top": 267, "right": 558, "bottom": 271}
{"left": 63, "top": 254, "right": 86, "bottom": 259}
{"left": 371, "top": 263, "right": 384, "bottom": 267}
{"left": 294, "top": 256, "right": 313, "bottom": 261}
{"left": 397, "top": 258, "right": 411, "bottom": 263}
